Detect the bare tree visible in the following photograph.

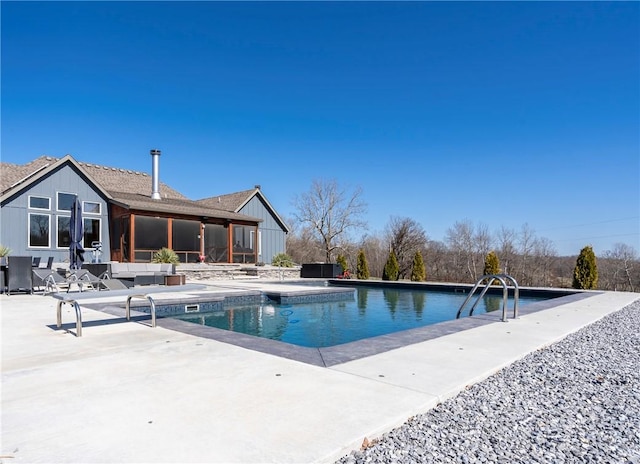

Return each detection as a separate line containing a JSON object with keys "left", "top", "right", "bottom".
{"left": 385, "top": 216, "right": 428, "bottom": 279}
{"left": 445, "top": 220, "right": 490, "bottom": 282}
{"left": 530, "top": 236, "right": 557, "bottom": 287}
{"left": 495, "top": 226, "right": 517, "bottom": 275}
{"left": 424, "top": 240, "right": 449, "bottom": 282}
{"left": 601, "top": 243, "right": 637, "bottom": 292}
{"left": 292, "top": 179, "right": 367, "bottom": 263}
{"left": 446, "top": 220, "right": 475, "bottom": 281}
{"left": 515, "top": 223, "right": 537, "bottom": 286}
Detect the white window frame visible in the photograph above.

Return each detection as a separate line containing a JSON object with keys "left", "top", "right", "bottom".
{"left": 56, "top": 191, "right": 76, "bottom": 212}
{"left": 28, "top": 213, "right": 51, "bottom": 248}
{"left": 83, "top": 217, "right": 102, "bottom": 248}
{"left": 56, "top": 215, "right": 71, "bottom": 249}
{"left": 82, "top": 201, "right": 101, "bottom": 215}
{"left": 28, "top": 195, "right": 51, "bottom": 211}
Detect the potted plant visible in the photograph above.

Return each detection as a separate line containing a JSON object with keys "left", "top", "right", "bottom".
{"left": 151, "top": 247, "right": 180, "bottom": 264}
{"left": 0, "top": 245, "right": 11, "bottom": 266}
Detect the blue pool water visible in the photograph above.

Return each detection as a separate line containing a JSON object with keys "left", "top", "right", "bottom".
{"left": 170, "top": 286, "right": 546, "bottom": 348}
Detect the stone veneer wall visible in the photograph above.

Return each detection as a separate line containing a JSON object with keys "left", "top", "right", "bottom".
{"left": 176, "top": 265, "right": 301, "bottom": 281}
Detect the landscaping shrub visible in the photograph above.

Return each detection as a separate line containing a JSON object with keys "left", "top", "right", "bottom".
{"left": 272, "top": 253, "right": 295, "bottom": 267}
{"left": 356, "top": 249, "right": 370, "bottom": 280}
{"left": 573, "top": 245, "right": 598, "bottom": 289}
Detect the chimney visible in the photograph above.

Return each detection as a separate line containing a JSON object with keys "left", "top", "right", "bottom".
{"left": 150, "top": 149, "right": 161, "bottom": 200}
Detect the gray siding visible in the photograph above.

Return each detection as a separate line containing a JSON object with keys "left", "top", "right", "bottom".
{"left": 238, "top": 195, "right": 286, "bottom": 264}
{"left": 0, "top": 164, "right": 110, "bottom": 264}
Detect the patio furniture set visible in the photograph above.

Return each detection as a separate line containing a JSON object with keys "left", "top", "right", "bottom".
{"left": 1, "top": 256, "right": 185, "bottom": 295}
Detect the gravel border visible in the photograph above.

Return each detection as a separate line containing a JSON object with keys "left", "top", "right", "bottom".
{"left": 336, "top": 299, "right": 640, "bottom": 464}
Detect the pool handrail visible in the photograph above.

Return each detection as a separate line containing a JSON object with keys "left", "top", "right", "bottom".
{"left": 125, "top": 294, "right": 157, "bottom": 328}
{"left": 456, "top": 274, "right": 519, "bottom": 322}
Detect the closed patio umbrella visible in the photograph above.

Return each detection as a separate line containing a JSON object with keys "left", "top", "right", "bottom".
{"left": 69, "top": 196, "right": 85, "bottom": 270}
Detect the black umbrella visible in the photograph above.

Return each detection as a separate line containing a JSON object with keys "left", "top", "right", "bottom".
{"left": 69, "top": 196, "right": 85, "bottom": 270}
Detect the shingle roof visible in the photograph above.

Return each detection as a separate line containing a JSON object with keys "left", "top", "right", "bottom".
{"left": 196, "top": 188, "right": 257, "bottom": 211}
{"left": 110, "top": 192, "right": 261, "bottom": 222}
{"left": 0, "top": 156, "right": 57, "bottom": 193}
{"left": 0, "top": 155, "right": 188, "bottom": 199}
{"left": 0, "top": 155, "right": 262, "bottom": 223}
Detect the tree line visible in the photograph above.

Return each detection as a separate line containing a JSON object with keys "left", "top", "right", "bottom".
{"left": 285, "top": 179, "right": 639, "bottom": 292}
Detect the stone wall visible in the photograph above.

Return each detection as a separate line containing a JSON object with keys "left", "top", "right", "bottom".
{"left": 175, "top": 264, "right": 301, "bottom": 281}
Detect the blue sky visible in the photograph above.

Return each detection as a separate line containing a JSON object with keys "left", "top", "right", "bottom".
{"left": 2, "top": 1, "right": 639, "bottom": 256}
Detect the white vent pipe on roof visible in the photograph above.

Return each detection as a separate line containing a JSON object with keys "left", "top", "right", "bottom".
{"left": 150, "top": 149, "right": 161, "bottom": 200}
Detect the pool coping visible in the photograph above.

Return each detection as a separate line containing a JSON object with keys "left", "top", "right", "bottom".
{"left": 83, "top": 281, "right": 593, "bottom": 367}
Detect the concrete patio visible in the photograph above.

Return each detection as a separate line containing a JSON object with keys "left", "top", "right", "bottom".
{"left": 1, "top": 284, "right": 637, "bottom": 463}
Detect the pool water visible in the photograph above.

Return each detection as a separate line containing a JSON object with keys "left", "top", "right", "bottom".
{"left": 170, "top": 286, "right": 546, "bottom": 348}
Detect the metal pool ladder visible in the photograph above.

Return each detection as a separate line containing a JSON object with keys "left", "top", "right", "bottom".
{"left": 456, "top": 274, "right": 519, "bottom": 322}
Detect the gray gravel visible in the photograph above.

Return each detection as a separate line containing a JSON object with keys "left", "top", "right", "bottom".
{"left": 336, "top": 299, "right": 640, "bottom": 464}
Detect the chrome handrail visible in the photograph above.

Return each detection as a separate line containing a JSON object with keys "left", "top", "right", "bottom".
{"left": 125, "top": 294, "right": 157, "bottom": 328}
{"left": 56, "top": 298, "right": 83, "bottom": 337}
{"left": 456, "top": 274, "right": 519, "bottom": 322}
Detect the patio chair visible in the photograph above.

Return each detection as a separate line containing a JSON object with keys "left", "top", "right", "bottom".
{"left": 32, "top": 257, "right": 41, "bottom": 268}
{"left": 32, "top": 269, "right": 76, "bottom": 294}
{"left": 69, "top": 269, "right": 128, "bottom": 291}
{"left": 7, "top": 256, "right": 34, "bottom": 295}
{"left": 43, "top": 257, "right": 54, "bottom": 269}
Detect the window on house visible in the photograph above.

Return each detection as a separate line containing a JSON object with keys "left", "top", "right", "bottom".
{"left": 29, "top": 213, "right": 50, "bottom": 248}
{"left": 57, "top": 216, "right": 71, "bottom": 248}
{"left": 83, "top": 201, "right": 101, "bottom": 214}
{"left": 57, "top": 192, "right": 76, "bottom": 211}
{"left": 29, "top": 196, "right": 50, "bottom": 210}
{"left": 83, "top": 218, "right": 101, "bottom": 247}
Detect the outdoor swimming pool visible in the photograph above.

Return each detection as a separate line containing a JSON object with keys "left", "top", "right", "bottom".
{"left": 169, "top": 285, "right": 548, "bottom": 348}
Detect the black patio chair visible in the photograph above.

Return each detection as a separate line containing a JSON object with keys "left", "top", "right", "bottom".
{"left": 44, "top": 257, "right": 54, "bottom": 269}
{"left": 32, "top": 257, "right": 41, "bottom": 268}
{"left": 7, "top": 256, "right": 34, "bottom": 295}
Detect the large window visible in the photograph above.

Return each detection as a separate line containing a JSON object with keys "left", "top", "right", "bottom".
{"left": 29, "top": 213, "right": 50, "bottom": 248}
{"left": 84, "top": 218, "right": 101, "bottom": 247}
{"left": 57, "top": 192, "right": 76, "bottom": 211}
{"left": 57, "top": 216, "right": 71, "bottom": 248}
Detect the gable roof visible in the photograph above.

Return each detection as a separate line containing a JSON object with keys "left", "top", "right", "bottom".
{"left": 1, "top": 155, "right": 189, "bottom": 200}
{"left": 0, "top": 155, "right": 112, "bottom": 202}
{"left": 1, "top": 155, "right": 262, "bottom": 223}
{"left": 197, "top": 187, "right": 289, "bottom": 233}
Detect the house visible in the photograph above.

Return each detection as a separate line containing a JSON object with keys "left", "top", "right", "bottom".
{"left": 0, "top": 152, "right": 289, "bottom": 264}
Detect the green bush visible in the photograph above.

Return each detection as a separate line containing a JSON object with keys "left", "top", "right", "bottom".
{"left": 356, "top": 249, "right": 370, "bottom": 280}
{"left": 410, "top": 251, "right": 426, "bottom": 282}
{"left": 152, "top": 247, "right": 179, "bottom": 264}
{"left": 573, "top": 245, "right": 598, "bottom": 289}
{"left": 272, "top": 253, "right": 295, "bottom": 267}
{"left": 382, "top": 251, "right": 399, "bottom": 281}
{"left": 483, "top": 251, "right": 500, "bottom": 284}
{"left": 336, "top": 254, "right": 348, "bottom": 273}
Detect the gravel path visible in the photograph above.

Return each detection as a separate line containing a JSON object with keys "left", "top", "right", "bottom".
{"left": 336, "top": 299, "right": 640, "bottom": 464}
